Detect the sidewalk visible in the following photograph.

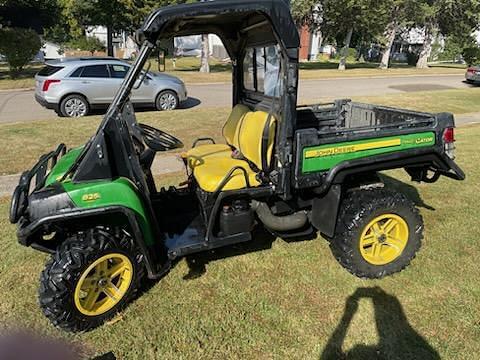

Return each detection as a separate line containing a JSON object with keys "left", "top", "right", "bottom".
{"left": 0, "top": 112, "right": 478, "bottom": 197}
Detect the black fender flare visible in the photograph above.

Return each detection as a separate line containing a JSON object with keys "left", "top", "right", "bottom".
{"left": 17, "top": 206, "right": 162, "bottom": 279}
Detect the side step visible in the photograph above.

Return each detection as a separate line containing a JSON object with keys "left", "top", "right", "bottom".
{"left": 167, "top": 232, "right": 252, "bottom": 259}
{"left": 165, "top": 215, "right": 251, "bottom": 259}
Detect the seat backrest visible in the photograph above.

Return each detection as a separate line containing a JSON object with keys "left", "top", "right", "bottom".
{"left": 237, "top": 111, "right": 276, "bottom": 171}
{"left": 223, "top": 104, "right": 251, "bottom": 147}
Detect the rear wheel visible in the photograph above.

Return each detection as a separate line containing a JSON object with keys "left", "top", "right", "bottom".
{"left": 60, "top": 94, "right": 90, "bottom": 117}
{"left": 155, "top": 90, "right": 179, "bottom": 111}
{"left": 39, "top": 227, "right": 144, "bottom": 332}
{"left": 330, "top": 188, "right": 423, "bottom": 279}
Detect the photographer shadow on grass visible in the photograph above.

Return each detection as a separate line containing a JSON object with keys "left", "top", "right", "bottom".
{"left": 320, "top": 287, "right": 440, "bottom": 360}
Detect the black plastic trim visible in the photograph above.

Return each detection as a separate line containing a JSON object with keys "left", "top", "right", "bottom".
{"left": 16, "top": 206, "right": 160, "bottom": 279}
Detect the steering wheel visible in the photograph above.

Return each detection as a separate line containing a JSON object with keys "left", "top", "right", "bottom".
{"left": 138, "top": 123, "right": 183, "bottom": 152}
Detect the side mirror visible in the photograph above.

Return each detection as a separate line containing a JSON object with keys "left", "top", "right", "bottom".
{"left": 158, "top": 49, "right": 166, "bottom": 72}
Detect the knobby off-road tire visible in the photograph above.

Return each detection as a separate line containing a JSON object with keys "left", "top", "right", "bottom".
{"left": 39, "top": 227, "right": 145, "bottom": 332}
{"left": 330, "top": 188, "right": 423, "bottom": 279}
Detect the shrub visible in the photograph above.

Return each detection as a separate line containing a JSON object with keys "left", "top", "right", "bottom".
{"left": 0, "top": 27, "right": 42, "bottom": 78}
{"left": 462, "top": 47, "right": 480, "bottom": 66}
{"left": 67, "top": 36, "right": 105, "bottom": 56}
{"left": 406, "top": 51, "right": 419, "bottom": 66}
{"left": 333, "top": 48, "right": 357, "bottom": 62}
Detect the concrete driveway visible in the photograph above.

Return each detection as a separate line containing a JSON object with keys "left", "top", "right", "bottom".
{"left": 0, "top": 74, "right": 470, "bottom": 124}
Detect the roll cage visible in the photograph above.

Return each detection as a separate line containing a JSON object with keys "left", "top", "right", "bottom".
{"left": 66, "top": 0, "right": 300, "bottom": 198}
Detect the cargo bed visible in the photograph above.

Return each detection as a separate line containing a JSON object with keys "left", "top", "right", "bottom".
{"left": 293, "top": 100, "right": 464, "bottom": 190}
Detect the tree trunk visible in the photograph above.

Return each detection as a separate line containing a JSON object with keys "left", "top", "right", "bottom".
{"left": 379, "top": 19, "right": 398, "bottom": 69}
{"left": 107, "top": 26, "right": 114, "bottom": 57}
{"left": 416, "top": 22, "right": 435, "bottom": 69}
{"left": 199, "top": 34, "right": 210, "bottom": 73}
{"left": 338, "top": 28, "right": 353, "bottom": 71}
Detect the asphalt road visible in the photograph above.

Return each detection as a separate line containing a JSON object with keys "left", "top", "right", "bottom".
{"left": 0, "top": 74, "right": 471, "bottom": 124}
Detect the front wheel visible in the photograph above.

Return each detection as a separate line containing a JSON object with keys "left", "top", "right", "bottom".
{"left": 39, "top": 227, "right": 144, "bottom": 332}
{"left": 330, "top": 188, "right": 423, "bottom": 279}
{"left": 155, "top": 90, "right": 179, "bottom": 111}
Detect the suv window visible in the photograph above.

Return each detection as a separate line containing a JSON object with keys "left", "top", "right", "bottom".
{"left": 38, "top": 65, "right": 63, "bottom": 76}
{"left": 70, "top": 67, "right": 84, "bottom": 78}
{"left": 243, "top": 45, "right": 282, "bottom": 97}
{"left": 109, "top": 64, "right": 129, "bottom": 79}
{"left": 80, "top": 65, "right": 110, "bottom": 78}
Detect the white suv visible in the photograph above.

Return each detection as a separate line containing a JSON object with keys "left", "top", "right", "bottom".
{"left": 35, "top": 57, "right": 188, "bottom": 117}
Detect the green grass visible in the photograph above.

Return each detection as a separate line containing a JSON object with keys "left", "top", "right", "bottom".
{"left": 0, "top": 123, "right": 479, "bottom": 358}
{"left": 0, "top": 58, "right": 466, "bottom": 91}
{"left": 0, "top": 63, "right": 42, "bottom": 90}
{"left": 1, "top": 87, "right": 479, "bottom": 177}
{"left": 354, "top": 87, "right": 480, "bottom": 115}
{"left": 165, "top": 58, "right": 466, "bottom": 83}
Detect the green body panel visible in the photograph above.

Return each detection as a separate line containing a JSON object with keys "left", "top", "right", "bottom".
{"left": 61, "top": 177, "right": 155, "bottom": 246}
{"left": 302, "top": 132, "right": 436, "bottom": 173}
{"left": 45, "top": 146, "right": 84, "bottom": 186}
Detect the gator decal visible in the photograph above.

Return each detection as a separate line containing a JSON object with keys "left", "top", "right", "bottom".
{"left": 63, "top": 178, "right": 155, "bottom": 246}
{"left": 302, "top": 132, "right": 435, "bottom": 173}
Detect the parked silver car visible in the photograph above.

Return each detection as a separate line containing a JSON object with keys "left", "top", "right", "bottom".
{"left": 465, "top": 65, "right": 480, "bottom": 84}
{"left": 35, "top": 57, "right": 188, "bottom": 117}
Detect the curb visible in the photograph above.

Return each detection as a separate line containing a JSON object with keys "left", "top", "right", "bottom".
{"left": 0, "top": 87, "right": 35, "bottom": 93}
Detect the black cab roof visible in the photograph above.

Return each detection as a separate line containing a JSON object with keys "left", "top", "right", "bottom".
{"left": 139, "top": 0, "right": 299, "bottom": 55}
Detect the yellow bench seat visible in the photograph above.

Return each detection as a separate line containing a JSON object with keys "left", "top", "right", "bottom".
{"left": 185, "top": 143, "right": 232, "bottom": 168}
{"left": 193, "top": 156, "right": 260, "bottom": 192}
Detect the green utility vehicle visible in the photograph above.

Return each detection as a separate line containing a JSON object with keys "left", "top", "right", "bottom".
{"left": 10, "top": 0, "right": 465, "bottom": 332}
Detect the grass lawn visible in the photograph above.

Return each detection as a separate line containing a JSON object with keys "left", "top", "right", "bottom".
{"left": 1, "top": 87, "right": 479, "bottom": 176}
{"left": 166, "top": 57, "right": 466, "bottom": 83}
{"left": 0, "top": 58, "right": 466, "bottom": 91}
{"left": 0, "top": 118, "right": 479, "bottom": 358}
{"left": 0, "top": 63, "right": 42, "bottom": 90}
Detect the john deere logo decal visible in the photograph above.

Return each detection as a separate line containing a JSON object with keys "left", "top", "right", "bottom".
{"left": 82, "top": 193, "right": 101, "bottom": 202}
{"left": 305, "top": 139, "right": 402, "bottom": 159}
{"left": 302, "top": 132, "right": 436, "bottom": 173}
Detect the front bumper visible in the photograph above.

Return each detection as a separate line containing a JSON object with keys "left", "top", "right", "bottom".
{"left": 35, "top": 93, "right": 60, "bottom": 112}
{"left": 10, "top": 144, "right": 67, "bottom": 224}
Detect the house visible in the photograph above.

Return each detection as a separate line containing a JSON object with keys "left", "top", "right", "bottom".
{"left": 86, "top": 26, "right": 138, "bottom": 59}
{"left": 298, "top": 25, "right": 323, "bottom": 61}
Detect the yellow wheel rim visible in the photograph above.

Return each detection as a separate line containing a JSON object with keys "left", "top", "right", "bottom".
{"left": 359, "top": 214, "right": 409, "bottom": 265}
{"left": 74, "top": 253, "right": 133, "bottom": 316}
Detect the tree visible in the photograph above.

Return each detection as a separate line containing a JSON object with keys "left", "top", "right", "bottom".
{"left": 290, "top": 0, "right": 323, "bottom": 27}
{"left": 463, "top": 46, "right": 480, "bottom": 66}
{"left": 67, "top": 36, "right": 106, "bottom": 55}
{"left": 321, "top": 0, "right": 389, "bottom": 70}
{"left": 0, "top": 27, "right": 42, "bottom": 78}
{"left": 377, "top": 0, "right": 422, "bottom": 69}
{"left": 413, "top": 0, "right": 480, "bottom": 68}
{"left": 199, "top": 34, "right": 210, "bottom": 73}
{"left": 59, "top": 0, "right": 132, "bottom": 56}
{"left": 0, "top": 0, "right": 60, "bottom": 33}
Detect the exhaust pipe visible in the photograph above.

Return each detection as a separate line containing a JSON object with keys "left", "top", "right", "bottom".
{"left": 251, "top": 200, "right": 308, "bottom": 232}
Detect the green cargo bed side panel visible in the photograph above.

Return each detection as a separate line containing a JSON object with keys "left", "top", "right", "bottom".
{"left": 62, "top": 178, "right": 155, "bottom": 245}
{"left": 302, "top": 132, "right": 436, "bottom": 173}
{"left": 45, "top": 146, "right": 84, "bottom": 186}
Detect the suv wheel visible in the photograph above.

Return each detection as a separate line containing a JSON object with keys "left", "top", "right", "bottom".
{"left": 155, "top": 90, "right": 179, "bottom": 111}
{"left": 60, "top": 94, "right": 90, "bottom": 117}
